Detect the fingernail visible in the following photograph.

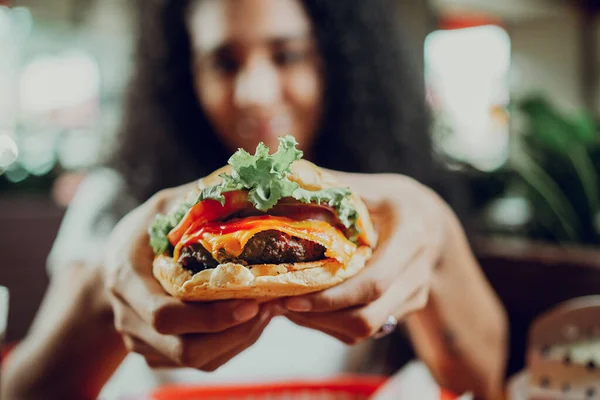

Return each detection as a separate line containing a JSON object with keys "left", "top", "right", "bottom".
{"left": 285, "top": 298, "right": 312, "bottom": 312}
{"left": 270, "top": 304, "right": 287, "bottom": 316}
{"left": 260, "top": 310, "right": 272, "bottom": 321}
{"left": 234, "top": 302, "right": 259, "bottom": 322}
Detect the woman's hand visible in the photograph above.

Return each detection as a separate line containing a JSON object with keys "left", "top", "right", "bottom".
{"left": 279, "top": 172, "right": 508, "bottom": 398}
{"left": 280, "top": 173, "right": 449, "bottom": 344}
{"left": 103, "top": 187, "right": 276, "bottom": 371}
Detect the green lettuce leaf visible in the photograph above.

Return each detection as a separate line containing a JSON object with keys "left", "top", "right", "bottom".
{"left": 291, "top": 187, "right": 358, "bottom": 229}
{"left": 148, "top": 201, "right": 192, "bottom": 254}
{"left": 150, "top": 136, "right": 361, "bottom": 255}
{"left": 197, "top": 174, "right": 244, "bottom": 205}
{"left": 195, "top": 136, "right": 360, "bottom": 229}
{"left": 197, "top": 136, "right": 303, "bottom": 210}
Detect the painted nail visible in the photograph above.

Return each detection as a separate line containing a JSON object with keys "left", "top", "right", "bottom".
{"left": 285, "top": 298, "right": 312, "bottom": 312}
{"left": 233, "top": 302, "right": 259, "bottom": 322}
{"left": 270, "top": 304, "right": 287, "bottom": 316}
{"left": 260, "top": 310, "right": 272, "bottom": 322}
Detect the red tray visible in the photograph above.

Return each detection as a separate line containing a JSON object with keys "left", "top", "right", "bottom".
{"left": 150, "top": 375, "right": 458, "bottom": 400}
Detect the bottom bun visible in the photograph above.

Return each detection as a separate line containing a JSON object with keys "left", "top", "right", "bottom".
{"left": 153, "top": 246, "right": 372, "bottom": 301}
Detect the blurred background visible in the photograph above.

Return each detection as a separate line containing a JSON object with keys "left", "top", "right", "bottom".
{"left": 2, "top": 0, "right": 600, "bottom": 378}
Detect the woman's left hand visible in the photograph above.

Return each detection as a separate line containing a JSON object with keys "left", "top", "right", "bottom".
{"left": 278, "top": 173, "right": 450, "bottom": 344}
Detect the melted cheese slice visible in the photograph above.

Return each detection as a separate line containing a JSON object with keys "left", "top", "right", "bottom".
{"left": 175, "top": 216, "right": 357, "bottom": 266}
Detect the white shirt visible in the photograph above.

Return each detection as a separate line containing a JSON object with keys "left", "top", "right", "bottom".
{"left": 48, "top": 169, "right": 372, "bottom": 400}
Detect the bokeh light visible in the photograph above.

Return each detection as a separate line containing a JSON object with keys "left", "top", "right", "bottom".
{"left": 426, "top": 25, "right": 511, "bottom": 171}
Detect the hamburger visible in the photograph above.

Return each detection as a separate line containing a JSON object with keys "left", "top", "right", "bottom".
{"left": 149, "top": 136, "right": 377, "bottom": 301}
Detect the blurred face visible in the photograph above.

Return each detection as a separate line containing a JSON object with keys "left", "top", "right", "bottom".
{"left": 188, "top": 0, "right": 323, "bottom": 154}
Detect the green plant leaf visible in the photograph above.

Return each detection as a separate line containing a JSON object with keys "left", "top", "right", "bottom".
{"left": 519, "top": 96, "right": 577, "bottom": 153}
{"left": 511, "top": 150, "right": 580, "bottom": 242}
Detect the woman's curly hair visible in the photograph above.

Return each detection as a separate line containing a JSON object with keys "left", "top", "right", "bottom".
{"left": 108, "top": 0, "right": 467, "bottom": 217}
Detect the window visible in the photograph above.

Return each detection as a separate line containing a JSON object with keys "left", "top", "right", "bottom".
{"left": 0, "top": 6, "right": 30, "bottom": 174}
{"left": 425, "top": 24, "right": 511, "bottom": 171}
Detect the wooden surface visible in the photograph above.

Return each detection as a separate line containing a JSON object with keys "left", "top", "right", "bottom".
{"left": 474, "top": 236, "right": 600, "bottom": 377}
{"left": 0, "top": 195, "right": 64, "bottom": 342}
{"left": 376, "top": 236, "right": 600, "bottom": 379}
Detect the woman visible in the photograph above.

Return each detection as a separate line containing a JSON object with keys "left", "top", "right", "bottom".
{"left": 2, "top": 0, "right": 507, "bottom": 399}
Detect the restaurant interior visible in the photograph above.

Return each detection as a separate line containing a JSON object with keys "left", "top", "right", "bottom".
{"left": 1, "top": 0, "right": 600, "bottom": 398}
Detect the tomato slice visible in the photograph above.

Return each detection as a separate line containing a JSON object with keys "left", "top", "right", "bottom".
{"left": 167, "top": 190, "right": 249, "bottom": 246}
{"left": 168, "top": 194, "right": 350, "bottom": 247}
{"left": 266, "top": 204, "right": 342, "bottom": 228}
{"left": 228, "top": 199, "right": 343, "bottom": 231}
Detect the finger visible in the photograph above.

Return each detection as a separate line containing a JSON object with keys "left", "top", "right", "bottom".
{"left": 109, "top": 266, "right": 259, "bottom": 334}
{"left": 179, "top": 310, "right": 274, "bottom": 369}
{"left": 285, "top": 232, "right": 433, "bottom": 313}
{"left": 122, "top": 335, "right": 179, "bottom": 369}
{"left": 201, "top": 311, "right": 274, "bottom": 372}
{"left": 113, "top": 297, "right": 182, "bottom": 363}
{"left": 105, "top": 189, "right": 261, "bottom": 334}
{"left": 199, "top": 302, "right": 286, "bottom": 370}
{"left": 287, "top": 256, "right": 431, "bottom": 341}
{"left": 113, "top": 294, "right": 264, "bottom": 369}
{"left": 394, "top": 285, "right": 429, "bottom": 320}
{"left": 284, "top": 312, "right": 355, "bottom": 344}
{"left": 282, "top": 178, "right": 445, "bottom": 314}
{"left": 131, "top": 308, "right": 272, "bottom": 369}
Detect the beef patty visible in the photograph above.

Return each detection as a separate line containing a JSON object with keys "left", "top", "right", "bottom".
{"left": 178, "top": 230, "right": 326, "bottom": 274}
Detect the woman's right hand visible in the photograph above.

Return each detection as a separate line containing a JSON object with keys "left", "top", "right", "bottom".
{"left": 103, "top": 187, "right": 276, "bottom": 371}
